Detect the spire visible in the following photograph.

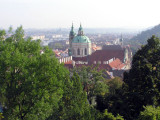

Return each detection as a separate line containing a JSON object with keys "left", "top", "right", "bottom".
{"left": 71, "top": 22, "right": 73, "bottom": 31}
{"left": 79, "top": 23, "right": 83, "bottom": 31}
{"left": 70, "top": 23, "right": 75, "bottom": 36}
{"left": 78, "top": 23, "right": 84, "bottom": 36}
{"left": 121, "top": 34, "right": 123, "bottom": 40}
{"left": 120, "top": 34, "right": 123, "bottom": 46}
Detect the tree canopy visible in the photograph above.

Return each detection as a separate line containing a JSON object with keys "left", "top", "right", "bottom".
{"left": 138, "top": 106, "right": 160, "bottom": 120}
{"left": 123, "top": 35, "right": 160, "bottom": 119}
{"left": 0, "top": 26, "right": 70, "bottom": 119}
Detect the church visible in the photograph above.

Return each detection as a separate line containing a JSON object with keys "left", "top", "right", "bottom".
{"left": 62, "top": 23, "right": 132, "bottom": 78}
{"left": 68, "top": 24, "right": 92, "bottom": 57}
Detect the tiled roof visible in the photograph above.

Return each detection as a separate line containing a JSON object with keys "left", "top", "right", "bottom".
{"left": 102, "top": 45, "right": 123, "bottom": 50}
{"left": 72, "top": 49, "right": 125, "bottom": 71}
{"left": 109, "top": 58, "right": 125, "bottom": 70}
{"left": 73, "top": 49, "right": 124, "bottom": 63}
{"left": 65, "top": 60, "right": 73, "bottom": 64}
{"left": 89, "top": 50, "right": 124, "bottom": 63}
{"left": 73, "top": 56, "right": 88, "bottom": 61}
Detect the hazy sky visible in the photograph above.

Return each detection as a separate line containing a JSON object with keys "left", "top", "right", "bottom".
{"left": 1, "top": 0, "right": 160, "bottom": 29}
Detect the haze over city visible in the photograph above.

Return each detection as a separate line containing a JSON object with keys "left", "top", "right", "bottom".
{"left": 1, "top": 0, "right": 160, "bottom": 29}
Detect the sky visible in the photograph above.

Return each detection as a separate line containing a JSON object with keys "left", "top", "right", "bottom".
{"left": 1, "top": 0, "right": 160, "bottom": 29}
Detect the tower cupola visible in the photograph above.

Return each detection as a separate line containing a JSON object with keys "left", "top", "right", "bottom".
{"left": 78, "top": 23, "right": 84, "bottom": 36}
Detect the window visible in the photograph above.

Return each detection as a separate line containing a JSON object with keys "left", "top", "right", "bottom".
{"left": 72, "top": 50, "right": 74, "bottom": 55}
{"left": 103, "top": 61, "right": 107, "bottom": 64}
{"left": 77, "top": 48, "right": 80, "bottom": 55}
{"left": 85, "top": 48, "right": 87, "bottom": 55}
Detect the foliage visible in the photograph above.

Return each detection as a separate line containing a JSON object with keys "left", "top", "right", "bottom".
{"left": 0, "top": 29, "right": 6, "bottom": 41}
{"left": 138, "top": 106, "right": 160, "bottom": 120}
{"left": 0, "top": 26, "right": 69, "bottom": 120}
{"left": 54, "top": 43, "right": 63, "bottom": 49}
{"left": 48, "top": 72, "right": 94, "bottom": 120}
{"left": 72, "top": 66, "right": 109, "bottom": 105}
{"left": 96, "top": 77, "right": 125, "bottom": 117}
{"left": 96, "top": 109, "right": 124, "bottom": 120}
{"left": 0, "top": 113, "right": 4, "bottom": 120}
{"left": 123, "top": 35, "right": 160, "bottom": 119}
{"left": 107, "top": 77, "right": 123, "bottom": 95}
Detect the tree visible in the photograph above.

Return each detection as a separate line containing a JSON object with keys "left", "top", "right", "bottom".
{"left": 96, "top": 109, "right": 124, "bottom": 120}
{"left": 54, "top": 43, "right": 63, "bottom": 49}
{"left": 48, "top": 72, "right": 93, "bottom": 120}
{"left": 123, "top": 35, "right": 160, "bottom": 119}
{"left": 0, "top": 26, "right": 69, "bottom": 119}
{"left": 107, "top": 77, "right": 123, "bottom": 95}
{"left": 138, "top": 106, "right": 160, "bottom": 120}
{"left": 0, "top": 29, "right": 6, "bottom": 41}
{"left": 96, "top": 77, "right": 125, "bottom": 116}
{"left": 72, "top": 66, "right": 109, "bottom": 105}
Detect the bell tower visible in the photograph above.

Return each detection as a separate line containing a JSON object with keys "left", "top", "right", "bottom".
{"left": 69, "top": 23, "right": 75, "bottom": 48}
{"left": 120, "top": 34, "right": 123, "bottom": 46}
{"left": 68, "top": 23, "right": 75, "bottom": 56}
{"left": 78, "top": 23, "right": 84, "bottom": 36}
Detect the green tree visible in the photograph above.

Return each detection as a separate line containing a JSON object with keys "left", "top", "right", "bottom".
{"left": 107, "top": 77, "right": 123, "bottom": 95}
{"left": 54, "top": 43, "right": 62, "bottom": 49}
{"left": 0, "top": 29, "right": 6, "bottom": 41}
{"left": 96, "top": 109, "right": 124, "bottom": 120}
{"left": 72, "top": 66, "right": 109, "bottom": 105}
{"left": 96, "top": 77, "right": 125, "bottom": 117}
{"left": 48, "top": 72, "right": 93, "bottom": 120}
{"left": 123, "top": 35, "right": 160, "bottom": 119}
{"left": 138, "top": 106, "right": 160, "bottom": 120}
{"left": 0, "top": 26, "right": 69, "bottom": 120}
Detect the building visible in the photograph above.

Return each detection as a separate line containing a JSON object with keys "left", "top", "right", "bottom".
{"left": 31, "top": 35, "right": 45, "bottom": 40}
{"left": 68, "top": 24, "right": 92, "bottom": 57}
{"left": 61, "top": 23, "right": 132, "bottom": 78}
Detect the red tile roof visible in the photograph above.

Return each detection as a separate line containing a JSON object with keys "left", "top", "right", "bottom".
{"left": 73, "top": 56, "right": 88, "bottom": 61}
{"left": 102, "top": 45, "right": 123, "bottom": 50}
{"left": 109, "top": 58, "right": 125, "bottom": 70}
{"left": 73, "top": 49, "right": 124, "bottom": 63}
{"left": 72, "top": 49, "right": 125, "bottom": 71}
{"left": 65, "top": 60, "right": 73, "bottom": 64}
{"left": 89, "top": 50, "right": 124, "bottom": 64}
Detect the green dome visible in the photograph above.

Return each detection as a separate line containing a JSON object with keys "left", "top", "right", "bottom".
{"left": 72, "top": 35, "right": 91, "bottom": 43}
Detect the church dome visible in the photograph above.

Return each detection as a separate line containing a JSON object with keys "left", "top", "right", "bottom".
{"left": 72, "top": 35, "right": 91, "bottom": 43}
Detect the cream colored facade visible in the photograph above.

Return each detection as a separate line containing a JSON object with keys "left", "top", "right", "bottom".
{"left": 72, "top": 42, "right": 92, "bottom": 57}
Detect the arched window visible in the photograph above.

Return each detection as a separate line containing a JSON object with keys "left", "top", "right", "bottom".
{"left": 85, "top": 48, "right": 87, "bottom": 55}
{"left": 77, "top": 48, "right": 80, "bottom": 55}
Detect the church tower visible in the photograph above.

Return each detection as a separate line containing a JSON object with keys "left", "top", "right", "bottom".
{"left": 69, "top": 23, "right": 75, "bottom": 48}
{"left": 68, "top": 23, "right": 75, "bottom": 56}
{"left": 78, "top": 23, "right": 84, "bottom": 36}
{"left": 119, "top": 34, "right": 123, "bottom": 46}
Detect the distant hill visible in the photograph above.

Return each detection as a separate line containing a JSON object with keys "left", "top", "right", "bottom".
{"left": 130, "top": 24, "right": 160, "bottom": 44}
